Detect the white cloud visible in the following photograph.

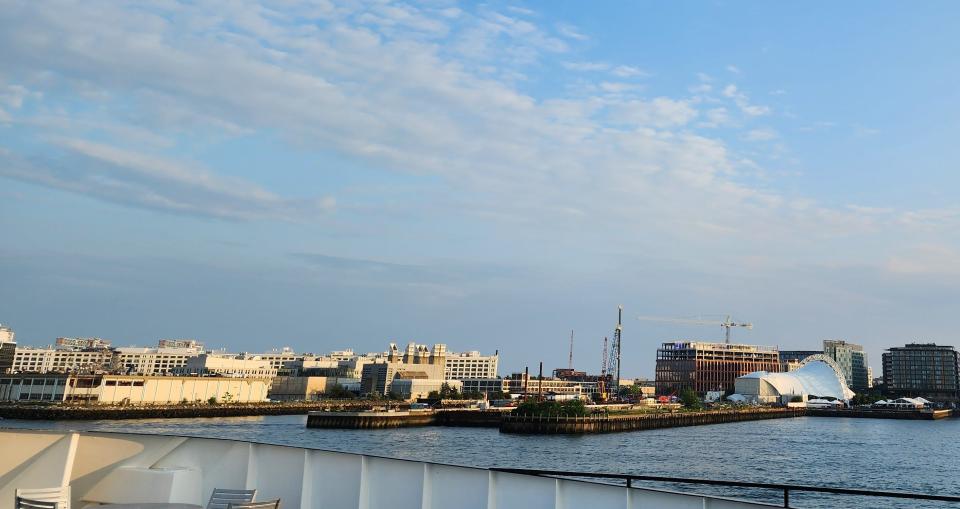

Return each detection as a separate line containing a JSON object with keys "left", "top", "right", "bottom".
{"left": 555, "top": 22, "right": 588, "bottom": 41}
{"left": 611, "top": 65, "right": 648, "bottom": 78}
{"left": 726, "top": 65, "right": 741, "bottom": 74}
{"left": 562, "top": 61, "right": 609, "bottom": 72}
{"left": 744, "top": 128, "right": 779, "bottom": 142}
{"left": 887, "top": 245, "right": 960, "bottom": 277}
{"left": 722, "top": 84, "right": 771, "bottom": 116}
{"left": 0, "top": 0, "right": 942, "bottom": 268}
{"left": 0, "top": 138, "right": 335, "bottom": 221}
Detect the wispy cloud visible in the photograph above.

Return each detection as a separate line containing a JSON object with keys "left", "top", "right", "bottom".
{"left": 555, "top": 22, "right": 588, "bottom": 40}
{"left": 0, "top": 139, "right": 334, "bottom": 221}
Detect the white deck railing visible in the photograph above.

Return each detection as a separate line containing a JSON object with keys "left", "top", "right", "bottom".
{"left": 0, "top": 429, "right": 774, "bottom": 509}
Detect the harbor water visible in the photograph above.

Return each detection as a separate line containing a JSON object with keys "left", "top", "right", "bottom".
{"left": 4, "top": 415, "right": 958, "bottom": 508}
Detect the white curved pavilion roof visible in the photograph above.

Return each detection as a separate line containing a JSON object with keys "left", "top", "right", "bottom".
{"left": 739, "top": 356, "right": 855, "bottom": 401}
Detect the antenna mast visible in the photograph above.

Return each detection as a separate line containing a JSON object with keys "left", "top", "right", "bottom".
{"left": 568, "top": 329, "right": 574, "bottom": 370}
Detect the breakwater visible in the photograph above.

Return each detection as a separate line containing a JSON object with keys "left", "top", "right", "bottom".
{"left": 0, "top": 401, "right": 391, "bottom": 420}
{"left": 808, "top": 408, "right": 953, "bottom": 420}
{"left": 307, "top": 409, "right": 505, "bottom": 429}
{"left": 500, "top": 407, "right": 806, "bottom": 434}
{"left": 306, "top": 407, "right": 805, "bottom": 433}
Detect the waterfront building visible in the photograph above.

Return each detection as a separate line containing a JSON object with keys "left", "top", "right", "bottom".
{"left": 0, "top": 324, "right": 15, "bottom": 374}
{"left": 882, "top": 343, "right": 960, "bottom": 402}
{"left": 655, "top": 341, "right": 780, "bottom": 395}
{"left": 390, "top": 378, "right": 462, "bottom": 400}
{"left": 174, "top": 354, "right": 277, "bottom": 378}
{"left": 444, "top": 350, "right": 499, "bottom": 379}
{"left": 360, "top": 361, "right": 400, "bottom": 396}
{"left": 734, "top": 354, "right": 855, "bottom": 404}
{"left": 823, "top": 340, "right": 870, "bottom": 391}
{"left": 268, "top": 376, "right": 360, "bottom": 401}
{"left": 157, "top": 339, "right": 203, "bottom": 349}
{"left": 55, "top": 337, "right": 112, "bottom": 350}
{"left": 460, "top": 377, "right": 507, "bottom": 396}
{"left": 0, "top": 324, "right": 14, "bottom": 343}
{"left": 778, "top": 350, "right": 823, "bottom": 372}
{"left": 0, "top": 373, "right": 270, "bottom": 404}
{"left": 242, "top": 347, "right": 303, "bottom": 372}
{"left": 12, "top": 346, "right": 115, "bottom": 374}
{"left": 114, "top": 344, "right": 204, "bottom": 375}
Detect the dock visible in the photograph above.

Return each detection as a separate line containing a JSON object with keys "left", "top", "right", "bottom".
{"left": 807, "top": 408, "right": 953, "bottom": 420}
{"left": 306, "top": 407, "right": 807, "bottom": 433}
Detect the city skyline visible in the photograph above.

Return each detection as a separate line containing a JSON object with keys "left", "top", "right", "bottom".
{"left": 2, "top": 2, "right": 959, "bottom": 378}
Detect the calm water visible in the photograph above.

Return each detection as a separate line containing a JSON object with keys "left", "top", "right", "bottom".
{"left": 4, "top": 415, "right": 959, "bottom": 508}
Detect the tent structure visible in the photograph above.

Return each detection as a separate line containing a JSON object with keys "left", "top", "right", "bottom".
{"left": 732, "top": 355, "right": 855, "bottom": 405}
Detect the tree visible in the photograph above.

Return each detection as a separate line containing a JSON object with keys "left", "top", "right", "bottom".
{"left": 327, "top": 384, "right": 355, "bottom": 399}
{"left": 513, "top": 399, "right": 589, "bottom": 417}
{"left": 438, "top": 383, "right": 461, "bottom": 399}
{"left": 207, "top": 396, "right": 218, "bottom": 405}
{"left": 679, "top": 387, "right": 701, "bottom": 409}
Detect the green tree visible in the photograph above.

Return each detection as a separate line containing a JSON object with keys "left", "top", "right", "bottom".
{"left": 513, "top": 399, "right": 589, "bottom": 417}
{"left": 327, "top": 384, "right": 355, "bottom": 399}
{"left": 679, "top": 388, "right": 701, "bottom": 409}
{"left": 207, "top": 396, "right": 218, "bottom": 405}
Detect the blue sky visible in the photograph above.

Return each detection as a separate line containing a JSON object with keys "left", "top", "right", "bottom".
{"left": 1, "top": 1, "right": 958, "bottom": 377}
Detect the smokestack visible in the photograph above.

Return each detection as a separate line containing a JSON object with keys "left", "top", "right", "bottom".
{"left": 538, "top": 361, "right": 544, "bottom": 401}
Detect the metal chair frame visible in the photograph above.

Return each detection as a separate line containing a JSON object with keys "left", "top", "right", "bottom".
{"left": 206, "top": 489, "right": 257, "bottom": 509}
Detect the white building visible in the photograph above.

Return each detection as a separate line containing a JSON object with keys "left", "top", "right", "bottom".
{"left": 444, "top": 350, "right": 499, "bottom": 380}
{"left": 0, "top": 374, "right": 270, "bottom": 404}
{"left": 0, "top": 324, "right": 16, "bottom": 343}
{"left": 174, "top": 354, "right": 277, "bottom": 378}
{"left": 13, "top": 347, "right": 115, "bottom": 374}
{"left": 114, "top": 345, "right": 203, "bottom": 375}
{"left": 55, "top": 337, "right": 112, "bottom": 350}
{"left": 734, "top": 355, "right": 855, "bottom": 405}
{"left": 390, "top": 379, "right": 462, "bottom": 400}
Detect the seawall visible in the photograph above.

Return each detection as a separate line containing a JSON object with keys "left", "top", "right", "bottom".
{"left": 500, "top": 408, "right": 806, "bottom": 434}
{"left": 0, "top": 401, "right": 390, "bottom": 420}
{"left": 307, "top": 409, "right": 506, "bottom": 429}
{"left": 807, "top": 408, "right": 953, "bottom": 420}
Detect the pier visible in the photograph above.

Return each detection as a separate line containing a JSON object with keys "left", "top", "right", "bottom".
{"left": 306, "top": 407, "right": 807, "bottom": 433}
{"left": 500, "top": 407, "right": 806, "bottom": 434}
{"left": 807, "top": 408, "right": 953, "bottom": 420}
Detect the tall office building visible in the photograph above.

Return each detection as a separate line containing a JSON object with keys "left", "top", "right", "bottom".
{"left": 883, "top": 343, "right": 960, "bottom": 402}
{"left": 655, "top": 341, "right": 780, "bottom": 395}
{"left": 823, "top": 340, "right": 869, "bottom": 391}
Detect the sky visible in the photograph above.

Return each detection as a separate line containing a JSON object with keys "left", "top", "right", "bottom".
{"left": 1, "top": 1, "right": 959, "bottom": 378}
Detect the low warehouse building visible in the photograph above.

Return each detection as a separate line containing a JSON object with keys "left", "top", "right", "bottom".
{"left": 0, "top": 374, "right": 271, "bottom": 404}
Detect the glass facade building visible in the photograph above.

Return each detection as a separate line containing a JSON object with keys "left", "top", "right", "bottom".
{"left": 882, "top": 343, "right": 960, "bottom": 402}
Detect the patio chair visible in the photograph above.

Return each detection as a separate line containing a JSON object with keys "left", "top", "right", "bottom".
{"left": 16, "top": 497, "right": 59, "bottom": 509}
{"left": 206, "top": 489, "right": 257, "bottom": 509}
{"left": 227, "top": 500, "right": 280, "bottom": 509}
{"left": 16, "top": 487, "right": 71, "bottom": 509}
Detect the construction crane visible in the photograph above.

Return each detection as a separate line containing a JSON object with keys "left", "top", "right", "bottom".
{"left": 636, "top": 314, "right": 753, "bottom": 344}
{"left": 609, "top": 305, "right": 623, "bottom": 396}
{"left": 598, "top": 336, "right": 609, "bottom": 401}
